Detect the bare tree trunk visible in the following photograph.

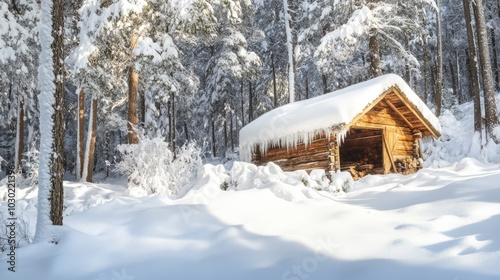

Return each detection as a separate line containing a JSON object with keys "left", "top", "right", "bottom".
{"left": 422, "top": 33, "right": 429, "bottom": 103}
{"left": 464, "top": 0, "right": 483, "bottom": 134}
{"left": 271, "top": 52, "right": 278, "bottom": 108}
{"left": 473, "top": 0, "right": 500, "bottom": 141}
{"left": 456, "top": 51, "right": 462, "bottom": 103}
{"left": 322, "top": 24, "right": 329, "bottom": 94}
{"left": 49, "top": 0, "right": 65, "bottom": 227}
{"left": 240, "top": 80, "right": 245, "bottom": 126}
{"left": 224, "top": 116, "right": 228, "bottom": 149}
{"left": 171, "top": 91, "right": 176, "bottom": 156}
{"left": 85, "top": 98, "right": 97, "bottom": 182}
{"left": 490, "top": 27, "right": 499, "bottom": 91}
{"left": 283, "top": 0, "right": 296, "bottom": 103}
{"left": 15, "top": 96, "right": 24, "bottom": 172}
{"left": 140, "top": 90, "right": 145, "bottom": 128}
{"left": 248, "top": 81, "right": 253, "bottom": 122}
{"left": 305, "top": 75, "right": 309, "bottom": 99}
{"left": 211, "top": 118, "right": 216, "bottom": 158}
{"left": 184, "top": 122, "right": 189, "bottom": 142}
{"left": 369, "top": 30, "right": 382, "bottom": 77}
{"left": 230, "top": 114, "right": 234, "bottom": 152}
{"left": 435, "top": 0, "right": 444, "bottom": 116}
{"left": 127, "top": 35, "right": 139, "bottom": 144}
{"left": 77, "top": 88, "right": 85, "bottom": 180}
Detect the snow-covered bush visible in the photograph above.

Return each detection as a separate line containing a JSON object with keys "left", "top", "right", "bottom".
{"left": 328, "top": 171, "right": 354, "bottom": 193}
{"left": 115, "top": 138, "right": 202, "bottom": 197}
{"left": 0, "top": 211, "right": 32, "bottom": 251}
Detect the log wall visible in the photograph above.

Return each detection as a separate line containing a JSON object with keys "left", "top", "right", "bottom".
{"left": 253, "top": 134, "right": 330, "bottom": 172}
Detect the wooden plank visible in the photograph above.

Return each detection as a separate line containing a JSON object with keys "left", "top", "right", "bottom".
{"left": 383, "top": 135, "right": 397, "bottom": 173}
{"left": 268, "top": 151, "right": 330, "bottom": 166}
{"left": 388, "top": 88, "right": 441, "bottom": 138}
{"left": 262, "top": 145, "right": 329, "bottom": 161}
{"left": 385, "top": 99, "right": 414, "bottom": 129}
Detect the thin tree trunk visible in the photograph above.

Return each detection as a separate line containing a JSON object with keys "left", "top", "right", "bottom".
{"left": 271, "top": 53, "right": 278, "bottom": 108}
{"left": 171, "top": 91, "right": 176, "bottom": 156}
{"left": 82, "top": 94, "right": 94, "bottom": 182}
{"left": 184, "top": 122, "right": 189, "bottom": 142}
{"left": 230, "top": 114, "right": 234, "bottom": 152}
{"left": 490, "top": 27, "right": 499, "bottom": 90}
{"left": 85, "top": 98, "right": 97, "bottom": 182}
{"left": 435, "top": 0, "right": 444, "bottom": 116}
{"left": 77, "top": 88, "right": 85, "bottom": 180}
{"left": 127, "top": 35, "right": 139, "bottom": 144}
{"left": 240, "top": 80, "right": 245, "bottom": 126}
{"left": 305, "top": 75, "right": 309, "bottom": 99}
{"left": 456, "top": 51, "right": 462, "bottom": 103}
{"left": 105, "top": 123, "right": 110, "bottom": 179}
{"left": 422, "top": 33, "right": 429, "bottom": 103}
{"left": 140, "top": 90, "right": 145, "bottom": 128}
{"left": 322, "top": 24, "right": 329, "bottom": 94}
{"left": 283, "top": 0, "right": 296, "bottom": 103}
{"left": 463, "top": 0, "right": 483, "bottom": 134}
{"left": 473, "top": 0, "right": 500, "bottom": 141}
{"left": 248, "top": 81, "right": 253, "bottom": 122}
{"left": 224, "top": 117, "right": 228, "bottom": 149}
{"left": 15, "top": 96, "right": 24, "bottom": 172}
{"left": 211, "top": 118, "right": 216, "bottom": 158}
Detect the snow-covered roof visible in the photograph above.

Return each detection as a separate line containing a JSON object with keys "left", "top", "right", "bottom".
{"left": 239, "top": 74, "right": 441, "bottom": 162}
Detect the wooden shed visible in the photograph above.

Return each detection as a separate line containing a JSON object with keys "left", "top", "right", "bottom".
{"left": 239, "top": 74, "right": 441, "bottom": 180}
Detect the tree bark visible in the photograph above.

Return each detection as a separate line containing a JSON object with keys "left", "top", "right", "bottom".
{"left": 435, "top": 0, "right": 444, "bottom": 116}
{"left": 240, "top": 80, "right": 245, "bottom": 126}
{"left": 305, "top": 75, "right": 309, "bottom": 99}
{"left": 283, "top": 0, "right": 296, "bottom": 103}
{"left": 230, "top": 114, "right": 234, "bottom": 152}
{"left": 171, "top": 91, "right": 176, "bottom": 156}
{"left": 184, "top": 122, "right": 189, "bottom": 142}
{"left": 271, "top": 52, "right": 278, "bottom": 108}
{"left": 140, "top": 90, "right": 145, "bottom": 128}
{"left": 50, "top": 0, "right": 65, "bottom": 227}
{"left": 473, "top": 0, "right": 500, "bottom": 141}
{"left": 369, "top": 30, "right": 382, "bottom": 77}
{"left": 85, "top": 98, "right": 97, "bottom": 182}
{"left": 463, "top": 0, "right": 483, "bottom": 134}
{"left": 211, "top": 119, "right": 216, "bottom": 157}
{"left": 248, "top": 81, "right": 253, "bottom": 122}
{"left": 491, "top": 27, "right": 499, "bottom": 91}
{"left": 15, "top": 96, "right": 24, "bottom": 172}
{"left": 422, "top": 33, "right": 429, "bottom": 103}
{"left": 77, "top": 88, "right": 85, "bottom": 180}
{"left": 127, "top": 35, "right": 139, "bottom": 144}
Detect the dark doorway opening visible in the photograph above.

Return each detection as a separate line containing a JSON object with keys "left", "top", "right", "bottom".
{"left": 340, "top": 128, "right": 384, "bottom": 175}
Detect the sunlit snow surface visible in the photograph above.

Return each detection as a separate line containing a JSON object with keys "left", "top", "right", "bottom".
{"left": 1, "top": 159, "right": 500, "bottom": 280}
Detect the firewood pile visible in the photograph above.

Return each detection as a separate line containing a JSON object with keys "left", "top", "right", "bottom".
{"left": 395, "top": 158, "right": 422, "bottom": 175}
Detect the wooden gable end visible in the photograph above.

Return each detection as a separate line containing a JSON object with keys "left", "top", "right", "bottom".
{"left": 347, "top": 86, "right": 440, "bottom": 139}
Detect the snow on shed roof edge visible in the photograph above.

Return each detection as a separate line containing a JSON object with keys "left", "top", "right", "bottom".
{"left": 239, "top": 74, "right": 442, "bottom": 162}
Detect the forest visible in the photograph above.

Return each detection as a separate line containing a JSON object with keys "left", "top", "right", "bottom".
{"left": 1, "top": 0, "right": 500, "bottom": 237}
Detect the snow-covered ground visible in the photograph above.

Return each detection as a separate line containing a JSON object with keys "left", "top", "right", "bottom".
{"left": 2, "top": 96, "right": 500, "bottom": 279}
{"left": 0, "top": 158, "right": 499, "bottom": 280}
